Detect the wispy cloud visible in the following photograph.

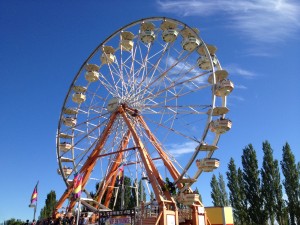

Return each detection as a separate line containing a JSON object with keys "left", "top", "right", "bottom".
{"left": 157, "top": 0, "right": 300, "bottom": 43}
{"left": 234, "top": 84, "right": 247, "bottom": 90}
{"left": 229, "top": 95, "right": 245, "bottom": 101}
{"left": 167, "top": 141, "right": 198, "bottom": 156}
{"left": 224, "top": 64, "right": 256, "bottom": 78}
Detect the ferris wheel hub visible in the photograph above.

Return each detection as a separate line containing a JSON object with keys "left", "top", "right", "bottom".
{"left": 107, "top": 98, "right": 121, "bottom": 112}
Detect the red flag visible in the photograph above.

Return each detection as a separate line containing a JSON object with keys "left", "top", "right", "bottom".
{"left": 30, "top": 182, "right": 38, "bottom": 204}
{"left": 73, "top": 173, "right": 83, "bottom": 199}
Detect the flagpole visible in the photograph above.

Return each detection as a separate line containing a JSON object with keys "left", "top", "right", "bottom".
{"left": 30, "top": 181, "right": 39, "bottom": 222}
{"left": 34, "top": 181, "right": 39, "bottom": 222}
{"left": 33, "top": 203, "right": 37, "bottom": 221}
{"left": 76, "top": 199, "right": 81, "bottom": 225}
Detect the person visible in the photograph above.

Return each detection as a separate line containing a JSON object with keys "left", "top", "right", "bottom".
{"left": 24, "top": 220, "right": 30, "bottom": 225}
{"left": 151, "top": 198, "right": 158, "bottom": 215}
{"left": 80, "top": 213, "right": 88, "bottom": 225}
{"left": 32, "top": 220, "right": 36, "bottom": 225}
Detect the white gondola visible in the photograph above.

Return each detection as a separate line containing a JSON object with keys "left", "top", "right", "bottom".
{"left": 207, "top": 70, "right": 228, "bottom": 84}
{"left": 161, "top": 20, "right": 178, "bottom": 43}
{"left": 63, "top": 108, "right": 78, "bottom": 115}
{"left": 196, "top": 143, "right": 218, "bottom": 151}
{"left": 140, "top": 30, "right": 155, "bottom": 44}
{"left": 215, "top": 79, "right": 234, "bottom": 97}
{"left": 206, "top": 107, "right": 229, "bottom": 116}
{"left": 60, "top": 157, "right": 74, "bottom": 162}
{"left": 85, "top": 64, "right": 100, "bottom": 82}
{"left": 177, "top": 192, "right": 200, "bottom": 205}
{"left": 197, "top": 44, "right": 217, "bottom": 56}
{"left": 85, "top": 71, "right": 99, "bottom": 82}
{"left": 162, "top": 29, "right": 179, "bottom": 43}
{"left": 72, "top": 92, "right": 86, "bottom": 104}
{"left": 197, "top": 55, "right": 218, "bottom": 70}
{"left": 121, "top": 31, "right": 134, "bottom": 51}
{"left": 101, "top": 46, "right": 115, "bottom": 64}
{"left": 59, "top": 142, "right": 72, "bottom": 152}
{"left": 58, "top": 133, "right": 73, "bottom": 139}
{"left": 182, "top": 37, "right": 201, "bottom": 51}
{"left": 209, "top": 118, "right": 232, "bottom": 134}
{"left": 57, "top": 166, "right": 72, "bottom": 176}
{"left": 101, "top": 53, "right": 115, "bottom": 64}
{"left": 140, "top": 22, "right": 155, "bottom": 44}
{"left": 196, "top": 158, "right": 220, "bottom": 172}
{"left": 181, "top": 28, "right": 201, "bottom": 51}
{"left": 62, "top": 116, "right": 77, "bottom": 127}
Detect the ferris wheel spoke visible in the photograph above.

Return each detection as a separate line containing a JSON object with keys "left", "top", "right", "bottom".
{"left": 131, "top": 47, "right": 194, "bottom": 101}
{"left": 143, "top": 115, "right": 200, "bottom": 143}
{"left": 143, "top": 104, "right": 210, "bottom": 115}
{"left": 130, "top": 73, "right": 211, "bottom": 107}
{"left": 97, "top": 72, "right": 121, "bottom": 97}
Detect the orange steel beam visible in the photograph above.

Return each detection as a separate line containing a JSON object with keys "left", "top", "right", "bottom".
{"left": 96, "top": 146, "right": 137, "bottom": 158}
{"left": 54, "top": 111, "right": 119, "bottom": 213}
{"left": 137, "top": 115, "right": 184, "bottom": 189}
{"left": 119, "top": 106, "right": 172, "bottom": 203}
{"left": 103, "top": 131, "right": 131, "bottom": 206}
{"left": 94, "top": 131, "right": 130, "bottom": 205}
{"left": 53, "top": 181, "right": 74, "bottom": 217}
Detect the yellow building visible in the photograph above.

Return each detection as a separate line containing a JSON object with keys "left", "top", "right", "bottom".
{"left": 205, "top": 207, "right": 234, "bottom": 225}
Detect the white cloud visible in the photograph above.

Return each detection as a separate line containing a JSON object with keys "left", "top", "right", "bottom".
{"left": 229, "top": 95, "right": 245, "bottom": 101}
{"left": 167, "top": 141, "right": 198, "bottom": 156}
{"left": 234, "top": 84, "right": 247, "bottom": 90}
{"left": 224, "top": 64, "right": 256, "bottom": 78}
{"left": 157, "top": 0, "right": 300, "bottom": 43}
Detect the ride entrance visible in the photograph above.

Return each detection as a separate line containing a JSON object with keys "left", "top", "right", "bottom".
{"left": 55, "top": 17, "right": 234, "bottom": 225}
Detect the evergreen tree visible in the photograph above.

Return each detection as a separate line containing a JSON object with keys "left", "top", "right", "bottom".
{"left": 109, "top": 176, "right": 132, "bottom": 210}
{"left": 273, "top": 159, "right": 288, "bottom": 225}
{"left": 150, "top": 191, "right": 155, "bottom": 201}
{"left": 129, "top": 179, "right": 146, "bottom": 207}
{"left": 210, "top": 173, "right": 229, "bottom": 207}
{"left": 260, "top": 141, "right": 277, "bottom": 225}
{"left": 237, "top": 168, "right": 249, "bottom": 224}
{"left": 226, "top": 158, "right": 248, "bottom": 224}
{"left": 242, "top": 144, "right": 266, "bottom": 224}
{"left": 5, "top": 218, "right": 24, "bottom": 225}
{"left": 210, "top": 174, "right": 222, "bottom": 206}
{"left": 218, "top": 173, "right": 229, "bottom": 206}
{"left": 138, "top": 179, "right": 146, "bottom": 202}
{"left": 281, "top": 143, "right": 300, "bottom": 225}
{"left": 39, "top": 190, "right": 57, "bottom": 219}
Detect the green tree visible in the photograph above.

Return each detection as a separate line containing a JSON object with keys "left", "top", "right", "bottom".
{"left": 210, "top": 173, "right": 229, "bottom": 206}
{"left": 109, "top": 176, "right": 132, "bottom": 210}
{"left": 242, "top": 144, "right": 266, "bottom": 224}
{"left": 210, "top": 174, "right": 222, "bottom": 206}
{"left": 237, "top": 168, "right": 249, "bottom": 224}
{"left": 150, "top": 191, "right": 155, "bottom": 201}
{"left": 273, "top": 159, "right": 288, "bottom": 225}
{"left": 281, "top": 143, "right": 300, "bottom": 225}
{"left": 261, "top": 141, "right": 277, "bottom": 225}
{"left": 39, "top": 190, "right": 57, "bottom": 219}
{"left": 218, "top": 173, "right": 229, "bottom": 206}
{"left": 5, "top": 219, "right": 24, "bottom": 225}
{"left": 226, "top": 158, "right": 248, "bottom": 224}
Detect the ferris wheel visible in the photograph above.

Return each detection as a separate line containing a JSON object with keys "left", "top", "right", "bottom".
{"left": 55, "top": 17, "right": 233, "bottom": 223}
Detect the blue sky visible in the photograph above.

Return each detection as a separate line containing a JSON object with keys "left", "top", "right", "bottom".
{"left": 1, "top": 0, "right": 300, "bottom": 222}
